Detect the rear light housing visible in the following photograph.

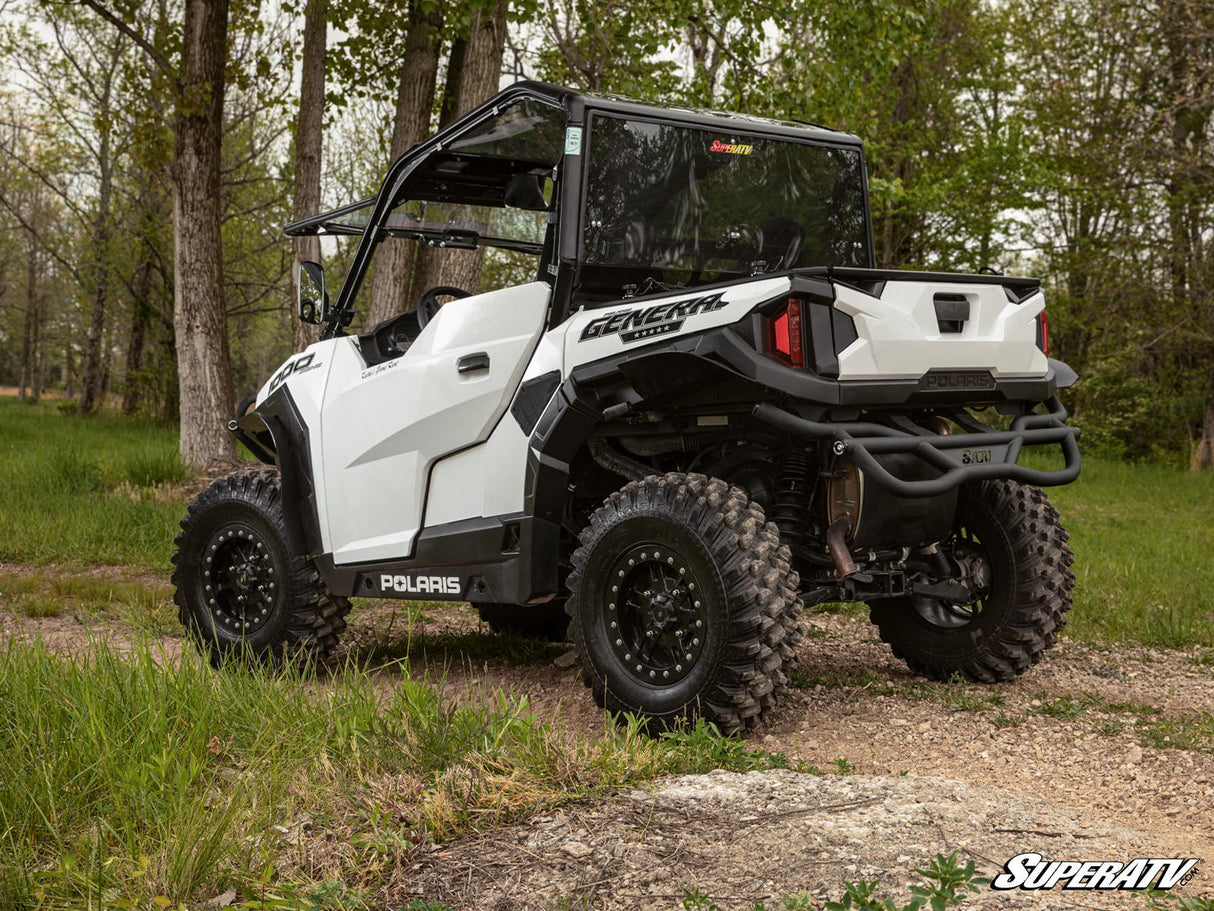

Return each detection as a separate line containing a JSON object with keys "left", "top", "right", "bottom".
{"left": 769, "top": 298, "right": 804, "bottom": 368}
{"left": 1036, "top": 310, "right": 1049, "bottom": 357}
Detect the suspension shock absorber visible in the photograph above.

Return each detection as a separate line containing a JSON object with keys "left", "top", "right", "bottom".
{"left": 770, "top": 451, "right": 813, "bottom": 554}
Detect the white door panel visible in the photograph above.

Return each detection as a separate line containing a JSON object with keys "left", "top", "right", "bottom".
{"left": 319, "top": 282, "right": 550, "bottom": 564}
{"left": 424, "top": 322, "right": 567, "bottom": 527}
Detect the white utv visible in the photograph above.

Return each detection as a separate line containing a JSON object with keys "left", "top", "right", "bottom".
{"left": 173, "top": 82, "right": 1080, "bottom": 732}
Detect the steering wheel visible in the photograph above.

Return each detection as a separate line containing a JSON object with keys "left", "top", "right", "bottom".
{"left": 416, "top": 285, "right": 472, "bottom": 329}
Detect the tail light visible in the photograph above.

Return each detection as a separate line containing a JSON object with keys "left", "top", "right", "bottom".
{"left": 1036, "top": 310, "right": 1049, "bottom": 357}
{"left": 769, "top": 298, "right": 804, "bottom": 368}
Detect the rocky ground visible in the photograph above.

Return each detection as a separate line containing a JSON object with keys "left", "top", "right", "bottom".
{"left": 3, "top": 572, "right": 1211, "bottom": 909}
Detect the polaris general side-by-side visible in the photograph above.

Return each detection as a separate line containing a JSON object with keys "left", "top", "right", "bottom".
{"left": 173, "top": 82, "right": 1080, "bottom": 731}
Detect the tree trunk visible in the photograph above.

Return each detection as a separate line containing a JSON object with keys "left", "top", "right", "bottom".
{"left": 412, "top": 0, "right": 508, "bottom": 298}
{"left": 173, "top": 0, "right": 236, "bottom": 471}
{"left": 79, "top": 41, "right": 121, "bottom": 414}
{"left": 290, "top": 0, "right": 326, "bottom": 353}
{"left": 364, "top": 0, "right": 443, "bottom": 329}
{"left": 1193, "top": 368, "right": 1214, "bottom": 472}
{"left": 18, "top": 267, "right": 33, "bottom": 404}
{"left": 123, "top": 251, "right": 154, "bottom": 415}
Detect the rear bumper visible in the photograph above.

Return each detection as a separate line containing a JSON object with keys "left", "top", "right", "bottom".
{"left": 753, "top": 397, "right": 1080, "bottom": 497}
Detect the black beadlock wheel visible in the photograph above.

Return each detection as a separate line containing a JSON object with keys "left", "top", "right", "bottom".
{"left": 567, "top": 473, "right": 804, "bottom": 733}
{"left": 868, "top": 479, "right": 1075, "bottom": 682}
{"left": 172, "top": 468, "right": 351, "bottom": 665}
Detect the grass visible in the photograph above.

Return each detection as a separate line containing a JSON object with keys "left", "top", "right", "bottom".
{"left": 0, "top": 638, "right": 791, "bottom": 909}
{"left": 0, "top": 568, "right": 176, "bottom": 631}
{"left": 1040, "top": 455, "right": 1214, "bottom": 648}
{"left": 0, "top": 397, "right": 188, "bottom": 571}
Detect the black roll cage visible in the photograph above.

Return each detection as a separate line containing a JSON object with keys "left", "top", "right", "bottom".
{"left": 283, "top": 80, "right": 873, "bottom": 341}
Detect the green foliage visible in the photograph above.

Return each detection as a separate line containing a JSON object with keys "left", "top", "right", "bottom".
{"left": 823, "top": 852, "right": 987, "bottom": 911}
{"left": 1044, "top": 456, "right": 1214, "bottom": 648}
{"left": 0, "top": 639, "right": 764, "bottom": 908}
{"left": 0, "top": 397, "right": 187, "bottom": 569}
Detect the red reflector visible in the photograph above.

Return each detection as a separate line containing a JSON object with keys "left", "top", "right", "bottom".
{"left": 769, "top": 299, "right": 805, "bottom": 368}
{"left": 1039, "top": 310, "right": 1049, "bottom": 357}
{"left": 787, "top": 299, "right": 804, "bottom": 368}
{"left": 773, "top": 313, "right": 790, "bottom": 357}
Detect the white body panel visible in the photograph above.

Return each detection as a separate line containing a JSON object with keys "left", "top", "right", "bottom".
{"left": 424, "top": 322, "right": 567, "bottom": 527}
{"left": 309, "top": 282, "right": 549, "bottom": 564}
{"left": 834, "top": 284, "right": 1047, "bottom": 381}
{"left": 563, "top": 277, "right": 791, "bottom": 369}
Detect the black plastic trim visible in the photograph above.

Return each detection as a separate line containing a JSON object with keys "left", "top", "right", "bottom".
{"left": 313, "top": 514, "right": 561, "bottom": 603}
{"left": 511, "top": 370, "right": 562, "bottom": 435}
{"left": 253, "top": 387, "right": 324, "bottom": 556}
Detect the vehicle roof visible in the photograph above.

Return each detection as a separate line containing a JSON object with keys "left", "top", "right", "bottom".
{"left": 510, "top": 80, "right": 864, "bottom": 148}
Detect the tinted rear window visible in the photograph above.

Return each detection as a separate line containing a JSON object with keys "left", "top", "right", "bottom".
{"left": 581, "top": 115, "right": 869, "bottom": 298}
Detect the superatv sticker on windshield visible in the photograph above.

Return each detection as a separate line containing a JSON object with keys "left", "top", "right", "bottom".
{"left": 710, "top": 140, "right": 754, "bottom": 155}
{"left": 579, "top": 293, "right": 727, "bottom": 344}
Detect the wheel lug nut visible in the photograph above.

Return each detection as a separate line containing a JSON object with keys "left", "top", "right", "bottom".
{"left": 692, "top": 638, "right": 700, "bottom": 646}
{"left": 648, "top": 670, "right": 655, "bottom": 678}
{"left": 675, "top": 664, "right": 682, "bottom": 672}
{"left": 615, "top": 638, "right": 622, "bottom": 646}
{"left": 636, "top": 665, "right": 642, "bottom": 672}
{"left": 624, "top": 653, "right": 631, "bottom": 661}
{"left": 663, "top": 671, "right": 669, "bottom": 678}
{"left": 610, "top": 621, "right": 617, "bottom": 629}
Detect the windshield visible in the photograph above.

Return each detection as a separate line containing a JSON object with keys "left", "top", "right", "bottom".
{"left": 580, "top": 115, "right": 870, "bottom": 299}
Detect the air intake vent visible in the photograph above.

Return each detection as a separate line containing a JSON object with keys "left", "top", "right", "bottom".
{"left": 511, "top": 371, "right": 561, "bottom": 434}
{"left": 933, "top": 293, "right": 970, "bottom": 333}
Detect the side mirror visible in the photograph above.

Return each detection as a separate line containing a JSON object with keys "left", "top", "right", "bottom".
{"left": 297, "top": 261, "right": 327, "bottom": 325}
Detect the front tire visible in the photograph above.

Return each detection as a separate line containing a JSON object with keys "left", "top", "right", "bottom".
{"left": 172, "top": 468, "right": 351, "bottom": 665}
{"left": 869, "top": 479, "right": 1074, "bottom": 682}
{"left": 567, "top": 473, "right": 803, "bottom": 733}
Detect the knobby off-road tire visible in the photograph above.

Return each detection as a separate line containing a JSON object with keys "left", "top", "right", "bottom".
{"left": 567, "top": 472, "right": 804, "bottom": 733}
{"left": 172, "top": 468, "right": 351, "bottom": 665}
{"left": 477, "top": 601, "right": 570, "bottom": 642}
{"left": 869, "top": 479, "right": 1074, "bottom": 683}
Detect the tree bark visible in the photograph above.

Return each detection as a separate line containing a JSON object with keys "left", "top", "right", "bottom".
{"left": 1193, "top": 368, "right": 1214, "bottom": 472}
{"left": 173, "top": 0, "right": 236, "bottom": 470}
{"left": 290, "top": 0, "right": 326, "bottom": 353}
{"left": 123, "top": 249, "right": 154, "bottom": 415}
{"left": 79, "top": 39, "right": 122, "bottom": 414}
{"left": 364, "top": 0, "right": 443, "bottom": 330}
{"left": 412, "top": 0, "right": 508, "bottom": 298}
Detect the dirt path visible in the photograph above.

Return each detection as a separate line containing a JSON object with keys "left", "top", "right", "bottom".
{"left": 4, "top": 584, "right": 1212, "bottom": 908}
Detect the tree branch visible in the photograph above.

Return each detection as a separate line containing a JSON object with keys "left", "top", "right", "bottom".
{"left": 72, "top": 0, "right": 176, "bottom": 80}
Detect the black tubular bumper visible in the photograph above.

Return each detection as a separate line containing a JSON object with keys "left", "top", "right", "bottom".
{"left": 753, "top": 397, "right": 1081, "bottom": 498}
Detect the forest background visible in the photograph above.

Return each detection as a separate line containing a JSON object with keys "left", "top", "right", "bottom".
{"left": 1, "top": 0, "right": 1211, "bottom": 472}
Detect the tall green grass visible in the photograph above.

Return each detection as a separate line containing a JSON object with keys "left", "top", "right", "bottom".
{"left": 1044, "top": 457, "right": 1214, "bottom": 648}
{"left": 0, "top": 397, "right": 187, "bottom": 569}
{"left": 0, "top": 638, "right": 782, "bottom": 909}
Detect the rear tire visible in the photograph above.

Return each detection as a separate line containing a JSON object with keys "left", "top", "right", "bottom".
{"left": 869, "top": 479, "right": 1074, "bottom": 682}
{"left": 172, "top": 468, "right": 351, "bottom": 665}
{"left": 567, "top": 473, "right": 803, "bottom": 733}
